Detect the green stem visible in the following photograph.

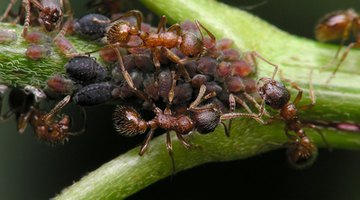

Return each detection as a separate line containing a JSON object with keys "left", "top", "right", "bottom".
{"left": 0, "top": 0, "right": 360, "bottom": 199}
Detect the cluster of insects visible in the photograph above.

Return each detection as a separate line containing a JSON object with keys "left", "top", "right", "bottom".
{"left": 0, "top": 0, "right": 332, "bottom": 170}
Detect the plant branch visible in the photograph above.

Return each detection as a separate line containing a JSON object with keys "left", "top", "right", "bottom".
{"left": 0, "top": 0, "right": 360, "bottom": 199}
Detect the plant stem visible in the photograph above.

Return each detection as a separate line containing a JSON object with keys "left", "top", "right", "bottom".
{"left": 1, "top": 0, "right": 360, "bottom": 199}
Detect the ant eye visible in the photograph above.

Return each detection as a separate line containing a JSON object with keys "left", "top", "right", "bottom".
{"left": 48, "top": 127, "right": 54, "bottom": 133}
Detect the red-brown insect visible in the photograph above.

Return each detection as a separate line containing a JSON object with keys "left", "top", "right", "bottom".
{"left": 315, "top": 9, "right": 360, "bottom": 83}
{"left": 113, "top": 84, "right": 263, "bottom": 172}
{"left": 0, "top": 87, "right": 82, "bottom": 144}
{"left": 257, "top": 69, "right": 329, "bottom": 168}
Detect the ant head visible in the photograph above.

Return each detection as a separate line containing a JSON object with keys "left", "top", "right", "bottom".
{"left": 113, "top": 106, "right": 147, "bottom": 136}
{"left": 286, "top": 137, "right": 317, "bottom": 169}
{"left": 35, "top": 115, "right": 70, "bottom": 144}
{"left": 257, "top": 78, "right": 290, "bottom": 110}
{"left": 191, "top": 105, "right": 221, "bottom": 134}
{"left": 40, "top": 8, "right": 62, "bottom": 32}
{"left": 315, "top": 9, "right": 358, "bottom": 42}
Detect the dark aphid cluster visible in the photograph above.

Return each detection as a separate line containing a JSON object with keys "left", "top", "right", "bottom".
{"left": 315, "top": 9, "right": 360, "bottom": 83}
{"left": 1, "top": 2, "right": 326, "bottom": 170}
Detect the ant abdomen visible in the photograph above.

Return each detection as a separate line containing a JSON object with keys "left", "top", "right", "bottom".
{"left": 286, "top": 138, "right": 318, "bottom": 169}
{"left": 258, "top": 78, "right": 290, "bottom": 109}
{"left": 191, "top": 106, "right": 221, "bottom": 134}
{"left": 113, "top": 106, "right": 147, "bottom": 136}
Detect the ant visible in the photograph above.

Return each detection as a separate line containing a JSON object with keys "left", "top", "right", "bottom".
{"left": 96, "top": 10, "right": 216, "bottom": 92}
{"left": 1, "top": 0, "right": 72, "bottom": 36}
{"left": 257, "top": 68, "right": 329, "bottom": 168}
{"left": 113, "top": 84, "right": 263, "bottom": 172}
{"left": 0, "top": 87, "right": 83, "bottom": 144}
{"left": 315, "top": 9, "right": 360, "bottom": 83}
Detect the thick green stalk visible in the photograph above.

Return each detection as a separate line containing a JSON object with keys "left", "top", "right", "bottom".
{"left": 0, "top": 0, "right": 360, "bottom": 199}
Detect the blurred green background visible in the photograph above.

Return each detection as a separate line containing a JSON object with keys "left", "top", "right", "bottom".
{"left": 1, "top": 0, "right": 360, "bottom": 199}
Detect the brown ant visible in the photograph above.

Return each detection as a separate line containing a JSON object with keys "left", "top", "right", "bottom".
{"left": 257, "top": 69, "right": 329, "bottom": 168}
{"left": 113, "top": 84, "right": 263, "bottom": 172}
{"left": 315, "top": 9, "right": 360, "bottom": 83}
{"left": 96, "top": 10, "right": 216, "bottom": 92}
{"left": 0, "top": 87, "right": 83, "bottom": 144}
{"left": 1, "top": 0, "right": 72, "bottom": 36}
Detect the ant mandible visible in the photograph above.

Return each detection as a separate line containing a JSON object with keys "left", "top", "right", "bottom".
{"left": 315, "top": 9, "right": 360, "bottom": 83}
{"left": 1, "top": 0, "right": 72, "bottom": 36}
{"left": 113, "top": 84, "right": 264, "bottom": 172}
{"left": 257, "top": 68, "right": 329, "bottom": 168}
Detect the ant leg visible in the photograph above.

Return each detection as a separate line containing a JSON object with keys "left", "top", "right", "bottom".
{"left": 221, "top": 122, "right": 230, "bottom": 137}
{"left": 112, "top": 44, "right": 137, "bottom": 90}
{"left": 111, "top": 10, "right": 143, "bottom": 30}
{"left": 161, "top": 47, "right": 191, "bottom": 82}
{"left": 156, "top": 15, "right": 167, "bottom": 33}
{"left": 139, "top": 129, "right": 155, "bottom": 156}
{"left": 42, "top": 95, "right": 71, "bottom": 122}
{"left": 175, "top": 132, "right": 192, "bottom": 149}
{"left": 306, "top": 123, "right": 332, "bottom": 151}
{"left": 250, "top": 51, "right": 279, "bottom": 80}
{"left": 22, "top": 0, "right": 31, "bottom": 37}
{"left": 279, "top": 70, "right": 306, "bottom": 107}
{"left": 0, "top": 0, "right": 18, "bottom": 22}
{"left": 166, "top": 132, "right": 176, "bottom": 174}
{"left": 230, "top": 93, "right": 252, "bottom": 113}
{"left": 194, "top": 20, "right": 216, "bottom": 49}
{"left": 220, "top": 112, "right": 265, "bottom": 124}
{"left": 18, "top": 109, "right": 33, "bottom": 133}
{"left": 242, "top": 92, "right": 270, "bottom": 117}
{"left": 326, "top": 42, "right": 357, "bottom": 84}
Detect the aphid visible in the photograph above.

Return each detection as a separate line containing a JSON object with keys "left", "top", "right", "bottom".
{"left": 315, "top": 9, "right": 360, "bottom": 83}
{"left": 0, "top": 29, "right": 17, "bottom": 44}
{"left": 1, "top": 0, "right": 71, "bottom": 36}
{"left": 46, "top": 74, "right": 75, "bottom": 96}
{"left": 72, "top": 82, "right": 114, "bottom": 106}
{"left": 257, "top": 69, "right": 328, "bottom": 167}
{"left": 73, "top": 13, "right": 110, "bottom": 40}
{"left": 65, "top": 56, "right": 107, "bottom": 85}
{"left": 25, "top": 44, "right": 51, "bottom": 60}
{"left": 24, "top": 30, "right": 52, "bottom": 44}
{"left": 113, "top": 84, "right": 263, "bottom": 171}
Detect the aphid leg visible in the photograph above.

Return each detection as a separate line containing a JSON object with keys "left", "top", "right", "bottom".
{"left": 0, "top": 0, "right": 18, "bottom": 22}
{"left": 139, "top": 129, "right": 155, "bottom": 156}
{"left": 42, "top": 95, "right": 71, "bottom": 122}
{"left": 220, "top": 122, "right": 230, "bottom": 137}
{"left": 194, "top": 20, "right": 216, "bottom": 50}
{"left": 166, "top": 131, "right": 176, "bottom": 174}
{"left": 249, "top": 51, "right": 279, "bottom": 80}
{"left": 326, "top": 42, "right": 358, "bottom": 84}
